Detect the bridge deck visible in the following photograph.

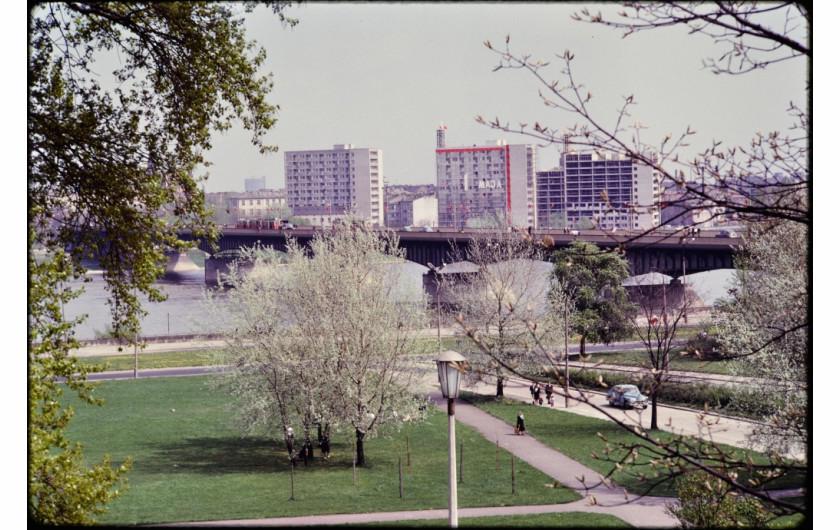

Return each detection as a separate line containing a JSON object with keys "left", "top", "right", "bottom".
{"left": 179, "top": 227, "right": 739, "bottom": 276}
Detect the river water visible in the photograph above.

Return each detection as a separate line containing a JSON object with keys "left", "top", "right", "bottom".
{"left": 62, "top": 262, "right": 734, "bottom": 342}
{"left": 63, "top": 262, "right": 431, "bottom": 341}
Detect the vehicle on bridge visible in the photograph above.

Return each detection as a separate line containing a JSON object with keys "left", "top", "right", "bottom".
{"left": 235, "top": 218, "right": 295, "bottom": 230}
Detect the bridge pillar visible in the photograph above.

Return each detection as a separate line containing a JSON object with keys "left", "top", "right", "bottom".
{"left": 164, "top": 251, "right": 200, "bottom": 275}
{"left": 205, "top": 256, "right": 237, "bottom": 285}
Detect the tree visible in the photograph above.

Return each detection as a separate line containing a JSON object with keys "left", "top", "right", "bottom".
{"left": 28, "top": 2, "right": 296, "bottom": 521}
{"left": 28, "top": 237, "right": 131, "bottom": 525}
{"left": 465, "top": 8, "right": 809, "bottom": 516}
{"left": 713, "top": 218, "right": 807, "bottom": 458}
{"left": 477, "top": 3, "right": 809, "bottom": 234}
{"left": 552, "top": 240, "right": 637, "bottom": 358}
{"left": 441, "top": 229, "right": 555, "bottom": 397}
{"left": 625, "top": 273, "right": 701, "bottom": 430}
{"left": 29, "top": 1, "right": 296, "bottom": 339}
{"left": 205, "top": 222, "right": 430, "bottom": 467}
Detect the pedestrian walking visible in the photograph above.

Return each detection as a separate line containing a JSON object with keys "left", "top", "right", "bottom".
{"left": 545, "top": 382, "right": 553, "bottom": 402}
{"left": 529, "top": 383, "right": 536, "bottom": 401}
{"left": 515, "top": 411, "right": 526, "bottom": 435}
{"left": 533, "top": 384, "right": 541, "bottom": 405}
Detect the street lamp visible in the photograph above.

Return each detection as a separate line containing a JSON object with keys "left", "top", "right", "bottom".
{"left": 436, "top": 350, "right": 466, "bottom": 528}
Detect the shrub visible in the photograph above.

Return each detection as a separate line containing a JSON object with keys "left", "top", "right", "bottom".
{"left": 667, "top": 469, "right": 769, "bottom": 528}
{"left": 683, "top": 330, "right": 728, "bottom": 361}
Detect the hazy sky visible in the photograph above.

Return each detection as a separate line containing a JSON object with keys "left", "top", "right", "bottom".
{"left": 201, "top": 2, "right": 809, "bottom": 193}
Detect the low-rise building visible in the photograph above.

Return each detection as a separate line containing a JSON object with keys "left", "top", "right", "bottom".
{"left": 228, "top": 190, "right": 287, "bottom": 221}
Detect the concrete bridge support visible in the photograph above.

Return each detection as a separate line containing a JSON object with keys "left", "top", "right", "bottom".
{"left": 164, "top": 251, "right": 201, "bottom": 275}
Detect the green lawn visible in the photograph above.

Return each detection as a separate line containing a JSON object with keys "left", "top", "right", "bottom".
{"left": 461, "top": 393, "right": 807, "bottom": 500}
{"left": 62, "top": 375, "right": 587, "bottom": 526}
{"left": 570, "top": 348, "right": 741, "bottom": 375}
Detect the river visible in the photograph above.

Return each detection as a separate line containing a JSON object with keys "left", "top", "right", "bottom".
{"left": 62, "top": 261, "right": 734, "bottom": 342}
{"left": 62, "top": 262, "right": 431, "bottom": 341}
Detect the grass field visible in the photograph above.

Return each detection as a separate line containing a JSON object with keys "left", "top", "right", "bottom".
{"left": 461, "top": 393, "right": 807, "bottom": 502}
{"left": 61, "top": 375, "right": 604, "bottom": 526}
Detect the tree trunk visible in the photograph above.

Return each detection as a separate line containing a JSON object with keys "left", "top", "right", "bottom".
{"left": 650, "top": 374, "right": 661, "bottom": 430}
{"left": 496, "top": 376, "right": 504, "bottom": 397}
{"left": 579, "top": 335, "right": 587, "bottom": 359}
{"left": 650, "top": 395, "right": 658, "bottom": 431}
{"left": 355, "top": 428, "right": 366, "bottom": 467}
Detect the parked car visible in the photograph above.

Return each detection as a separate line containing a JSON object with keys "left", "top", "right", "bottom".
{"left": 606, "top": 384, "right": 649, "bottom": 409}
{"left": 399, "top": 226, "right": 412, "bottom": 232}
{"left": 715, "top": 230, "right": 737, "bottom": 238}
{"left": 420, "top": 226, "right": 434, "bottom": 232}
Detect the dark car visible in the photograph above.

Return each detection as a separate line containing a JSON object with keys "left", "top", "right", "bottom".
{"left": 715, "top": 230, "right": 737, "bottom": 238}
{"left": 606, "top": 384, "right": 649, "bottom": 409}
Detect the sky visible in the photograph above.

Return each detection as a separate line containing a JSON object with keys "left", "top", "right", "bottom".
{"left": 201, "top": 1, "right": 809, "bottom": 193}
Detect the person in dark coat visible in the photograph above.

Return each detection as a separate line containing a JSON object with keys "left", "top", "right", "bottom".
{"left": 320, "top": 433, "right": 331, "bottom": 459}
{"left": 302, "top": 439, "right": 314, "bottom": 465}
{"left": 515, "top": 411, "right": 526, "bottom": 435}
{"left": 533, "top": 384, "right": 541, "bottom": 405}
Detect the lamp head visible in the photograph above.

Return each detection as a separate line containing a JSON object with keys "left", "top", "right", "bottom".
{"left": 436, "top": 350, "right": 466, "bottom": 399}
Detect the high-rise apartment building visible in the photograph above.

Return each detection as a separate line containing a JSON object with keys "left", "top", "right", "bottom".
{"left": 285, "top": 144, "right": 384, "bottom": 227}
{"left": 536, "top": 150, "right": 661, "bottom": 230}
{"left": 435, "top": 126, "right": 536, "bottom": 228}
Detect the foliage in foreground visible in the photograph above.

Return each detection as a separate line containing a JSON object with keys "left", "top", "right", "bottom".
{"left": 28, "top": 246, "right": 131, "bottom": 525}
{"left": 666, "top": 470, "right": 769, "bottom": 528}
{"left": 28, "top": 2, "right": 295, "bottom": 522}
{"left": 714, "top": 219, "right": 808, "bottom": 458}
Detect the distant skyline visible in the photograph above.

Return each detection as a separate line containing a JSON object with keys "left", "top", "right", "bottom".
{"left": 201, "top": 2, "right": 808, "bottom": 193}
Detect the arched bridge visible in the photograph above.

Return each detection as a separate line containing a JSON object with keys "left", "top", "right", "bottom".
{"left": 179, "top": 227, "right": 740, "bottom": 277}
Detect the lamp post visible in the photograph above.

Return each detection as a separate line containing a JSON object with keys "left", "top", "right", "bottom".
{"left": 436, "top": 350, "right": 466, "bottom": 528}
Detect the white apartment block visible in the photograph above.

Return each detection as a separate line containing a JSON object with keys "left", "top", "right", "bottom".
{"left": 536, "top": 151, "right": 661, "bottom": 230}
{"left": 435, "top": 127, "right": 536, "bottom": 228}
{"left": 285, "top": 144, "right": 384, "bottom": 227}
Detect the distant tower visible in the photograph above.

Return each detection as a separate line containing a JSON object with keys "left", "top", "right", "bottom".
{"left": 437, "top": 123, "right": 447, "bottom": 148}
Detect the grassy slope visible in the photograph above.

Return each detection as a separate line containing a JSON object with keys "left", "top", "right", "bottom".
{"left": 63, "top": 375, "right": 594, "bottom": 525}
